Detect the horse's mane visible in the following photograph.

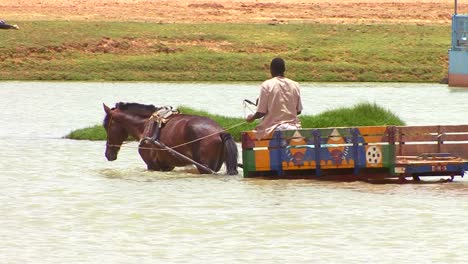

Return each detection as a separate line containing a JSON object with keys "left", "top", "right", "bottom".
{"left": 115, "top": 102, "right": 158, "bottom": 117}
{"left": 103, "top": 102, "right": 158, "bottom": 128}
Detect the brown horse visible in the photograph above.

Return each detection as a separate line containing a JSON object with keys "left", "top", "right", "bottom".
{"left": 103, "top": 102, "right": 238, "bottom": 175}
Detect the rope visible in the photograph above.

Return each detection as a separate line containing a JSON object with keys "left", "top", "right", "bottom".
{"left": 107, "top": 120, "right": 248, "bottom": 151}
{"left": 243, "top": 100, "right": 257, "bottom": 118}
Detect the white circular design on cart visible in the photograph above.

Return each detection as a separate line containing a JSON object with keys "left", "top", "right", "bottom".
{"left": 366, "top": 146, "right": 382, "bottom": 164}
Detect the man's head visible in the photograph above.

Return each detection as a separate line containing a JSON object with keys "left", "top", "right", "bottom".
{"left": 270, "top": 57, "right": 285, "bottom": 77}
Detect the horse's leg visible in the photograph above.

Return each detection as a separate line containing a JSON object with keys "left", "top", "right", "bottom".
{"left": 158, "top": 162, "right": 175, "bottom": 171}
{"left": 142, "top": 155, "right": 173, "bottom": 171}
{"left": 145, "top": 160, "right": 161, "bottom": 171}
{"left": 150, "top": 147, "right": 174, "bottom": 171}
{"left": 139, "top": 142, "right": 163, "bottom": 171}
{"left": 188, "top": 138, "right": 217, "bottom": 174}
{"left": 200, "top": 140, "right": 224, "bottom": 172}
{"left": 145, "top": 158, "right": 173, "bottom": 172}
{"left": 141, "top": 153, "right": 161, "bottom": 171}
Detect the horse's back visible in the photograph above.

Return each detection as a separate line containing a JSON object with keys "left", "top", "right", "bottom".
{"left": 172, "top": 114, "right": 224, "bottom": 135}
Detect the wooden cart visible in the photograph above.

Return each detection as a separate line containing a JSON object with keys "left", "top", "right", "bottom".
{"left": 241, "top": 125, "right": 468, "bottom": 182}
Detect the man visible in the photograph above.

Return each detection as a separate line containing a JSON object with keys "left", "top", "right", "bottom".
{"left": 0, "top": 20, "right": 19, "bottom": 30}
{"left": 246, "top": 57, "right": 303, "bottom": 139}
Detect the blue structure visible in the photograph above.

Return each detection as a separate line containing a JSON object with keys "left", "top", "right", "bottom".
{"left": 449, "top": 1, "right": 468, "bottom": 87}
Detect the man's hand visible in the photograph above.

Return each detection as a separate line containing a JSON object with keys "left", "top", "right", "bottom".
{"left": 246, "top": 112, "right": 265, "bottom": 123}
{"left": 246, "top": 114, "right": 255, "bottom": 123}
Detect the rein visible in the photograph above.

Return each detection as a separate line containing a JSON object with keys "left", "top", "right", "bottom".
{"left": 105, "top": 114, "right": 113, "bottom": 147}
{"left": 139, "top": 121, "right": 247, "bottom": 150}
{"left": 107, "top": 121, "right": 247, "bottom": 151}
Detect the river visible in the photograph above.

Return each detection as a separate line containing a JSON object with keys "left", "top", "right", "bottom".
{"left": 1, "top": 81, "right": 468, "bottom": 263}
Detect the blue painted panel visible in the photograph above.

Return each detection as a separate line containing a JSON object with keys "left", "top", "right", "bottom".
{"left": 401, "top": 164, "right": 466, "bottom": 176}
{"left": 269, "top": 131, "right": 283, "bottom": 173}
{"left": 449, "top": 50, "right": 468, "bottom": 74}
{"left": 452, "top": 15, "right": 468, "bottom": 50}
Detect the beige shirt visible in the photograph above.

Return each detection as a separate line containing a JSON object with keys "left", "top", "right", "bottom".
{"left": 254, "top": 76, "right": 303, "bottom": 139}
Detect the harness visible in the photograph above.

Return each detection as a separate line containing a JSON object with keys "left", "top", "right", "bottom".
{"left": 147, "top": 106, "right": 179, "bottom": 141}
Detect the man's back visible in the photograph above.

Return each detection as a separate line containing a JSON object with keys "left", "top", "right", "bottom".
{"left": 255, "top": 76, "right": 302, "bottom": 138}
{"left": 246, "top": 57, "right": 303, "bottom": 139}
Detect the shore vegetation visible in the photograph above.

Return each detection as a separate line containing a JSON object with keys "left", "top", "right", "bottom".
{"left": 0, "top": 21, "right": 449, "bottom": 82}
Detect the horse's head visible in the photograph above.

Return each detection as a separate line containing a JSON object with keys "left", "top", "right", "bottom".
{"left": 103, "top": 103, "right": 129, "bottom": 161}
{"left": 103, "top": 102, "right": 158, "bottom": 161}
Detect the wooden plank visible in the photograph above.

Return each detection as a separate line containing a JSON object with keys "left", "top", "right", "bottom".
{"left": 281, "top": 129, "right": 315, "bottom": 141}
{"left": 356, "top": 126, "right": 389, "bottom": 135}
{"left": 397, "top": 125, "right": 440, "bottom": 135}
{"left": 242, "top": 149, "right": 256, "bottom": 176}
{"left": 396, "top": 144, "right": 439, "bottom": 156}
{"left": 321, "top": 163, "right": 356, "bottom": 169}
{"left": 398, "top": 134, "right": 439, "bottom": 142}
{"left": 439, "top": 134, "right": 468, "bottom": 142}
{"left": 252, "top": 140, "right": 274, "bottom": 148}
{"left": 360, "top": 135, "right": 391, "bottom": 143}
{"left": 395, "top": 157, "right": 464, "bottom": 165}
{"left": 439, "top": 125, "right": 468, "bottom": 133}
{"left": 440, "top": 144, "right": 468, "bottom": 159}
{"left": 241, "top": 131, "right": 275, "bottom": 149}
{"left": 254, "top": 149, "right": 271, "bottom": 171}
{"left": 316, "top": 127, "right": 353, "bottom": 138}
{"left": 282, "top": 161, "right": 317, "bottom": 170}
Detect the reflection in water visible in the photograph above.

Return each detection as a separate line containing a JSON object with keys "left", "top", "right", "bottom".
{"left": 1, "top": 82, "right": 468, "bottom": 263}
{"left": 98, "top": 166, "right": 239, "bottom": 182}
{"left": 448, "top": 87, "right": 468, "bottom": 93}
{"left": 242, "top": 176, "right": 468, "bottom": 198}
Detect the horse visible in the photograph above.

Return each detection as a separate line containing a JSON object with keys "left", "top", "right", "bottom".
{"left": 103, "top": 102, "right": 238, "bottom": 175}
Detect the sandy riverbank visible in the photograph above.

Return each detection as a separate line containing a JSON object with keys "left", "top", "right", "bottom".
{"left": 1, "top": 0, "right": 464, "bottom": 24}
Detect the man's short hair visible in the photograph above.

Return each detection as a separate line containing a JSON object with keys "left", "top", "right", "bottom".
{"left": 270, "top": 57, "right": 286, "bottom": 75}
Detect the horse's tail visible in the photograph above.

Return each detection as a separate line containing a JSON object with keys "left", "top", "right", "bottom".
{"left": 220, "top": 132, "right": 238, "bottom": 175}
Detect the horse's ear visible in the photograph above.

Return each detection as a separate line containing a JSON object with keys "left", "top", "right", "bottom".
{"left": 103, "top": 103, "right": 111, "bottom": 114}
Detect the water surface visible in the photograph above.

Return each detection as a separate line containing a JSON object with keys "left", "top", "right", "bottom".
{"left": 1, "top": 82, "right": 468, "bottom": 263}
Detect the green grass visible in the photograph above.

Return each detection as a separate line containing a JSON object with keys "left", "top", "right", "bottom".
{"left": 301, "top": 102, "right": 404, "bottom": 128}
{"left": 67, "top": 124, "right": 108, "bottom": 141}
{"left": 65, "top": 102, "right": 405, "bottom": 142}
{"left": 0, "top": 21, "right": 450, "bottom": 82}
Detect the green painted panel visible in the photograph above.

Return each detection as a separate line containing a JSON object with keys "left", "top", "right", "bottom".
{"left": 242, "top": 149, "right": 256, "bottom": 177}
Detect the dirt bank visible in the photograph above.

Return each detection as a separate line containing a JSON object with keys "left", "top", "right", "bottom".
{"left": 1, "top": 0, "right": 465, "bottom": 24}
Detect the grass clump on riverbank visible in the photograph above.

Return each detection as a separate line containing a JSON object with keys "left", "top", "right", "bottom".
{"left": 65, "top": 102, "right": 405, "bottom": 141}
{"left": 0, "top": 21, "right": 449, "bottom": 82}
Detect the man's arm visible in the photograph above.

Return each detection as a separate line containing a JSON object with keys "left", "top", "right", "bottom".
{"left": 246, "top": 112, "right": 265, "bottom": 123}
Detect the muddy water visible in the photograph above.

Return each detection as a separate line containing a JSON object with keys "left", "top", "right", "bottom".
{"left": 1, "top": 81, "right": 468, "bottom": 263}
